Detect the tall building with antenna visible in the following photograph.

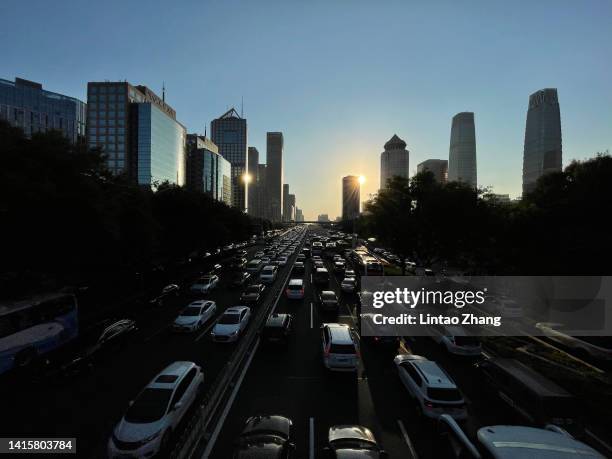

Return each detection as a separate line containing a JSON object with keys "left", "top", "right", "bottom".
{"left": 211, "top": 108, "right": 248, "bottom": 211}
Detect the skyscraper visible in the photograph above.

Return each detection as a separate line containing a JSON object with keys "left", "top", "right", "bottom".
{"left": 448, "top": 112, "right": 477, "bottom": 186}
{"left": 282, "top": 183, "right": 290, "bottom": 222}
{"left": 266, "top": 132, "right": 284, "bottom": 222}
{"left": 342, "top": 175, "right": 360, "bottom": 221}
{"left": 87, "top": 81, "right": 185, "bottom": 185}
{"left": 380, "top": 134, "right": 410, "bottom": 189}
{"left": 417, "top": 159, "right": 448, "bottom": 183}
{"left": 247, "top": 147, "right": 260, "bottom": 215}
{"left": 287, "top": 194, "right": 296, "bottom": 221}
{"left": 211, "top": 108, "right": 248, "bottom": 211}
{"left": 0, "top": 77, "right": 86, "bottom": 143}
{"left": 522, "top": 88, "right": 562, "bottom": 195}
{"left": 186, "top": 134, "right": 232, "bottom": 205}
{"left": 257, "top": 163, "right": 268, "bottom": 220}
{"left": 295, "top": 208, "right": 304, "bottom": 222}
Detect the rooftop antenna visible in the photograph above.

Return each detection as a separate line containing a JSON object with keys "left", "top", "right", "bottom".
{"left": 241, "top": 96, "right": 244, "bottom": 118}
{"left": 162, "top": 82, "right": 165, "bottom": 103}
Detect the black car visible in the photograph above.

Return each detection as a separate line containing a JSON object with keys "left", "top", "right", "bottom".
{"left": 262, "top": 314, "right": 293, "bottom": 343}
{"left": 57, "top": 319, "right": 138, "bottom": 375}
{"left": 292, "top": 262, "right": 305, "bottom": 275}
{"left": 240, "top": 283, "right": 266, "bottom": 304}
{"left": 233, "top": 415, "right": 295, "bottom": 459}
{"left": 318, "top": 290, "right": 339, "bottom": 312}
{"left": 148, "top": 284, "right": 180, "bottom": 307}
{"left": 230, "top": 258, "right": 248, "bottom": 270}
{"left": 231, "top": 271, "right": 251, "bottom": 287}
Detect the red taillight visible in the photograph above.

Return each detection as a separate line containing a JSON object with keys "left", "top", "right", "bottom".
{"left": 324, "top": 345, "right": 330, "bottom": 357}
{"left": 300, "top": 289, "right": 304, "bottom": 295}
{"left": 425, "top": 401, "right": 434, "bottom": 409}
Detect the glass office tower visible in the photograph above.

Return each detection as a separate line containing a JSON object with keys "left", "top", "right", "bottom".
{"left": 522, "top": 88, "right": 562, "bottom": 195}
{"left": 211, "top": 108, "right": 248, "bottom": 211}
{"left": 186, "top": 134, "right": 232, "bottom": 205}
{"left": 448, "top": 112, "right": 477, "bottom": 186}
{"left": 0, "top": 77, "right": 86, "bottom": 143}
{"left": 342, "top": 175, "right": 361, "bottom": 221}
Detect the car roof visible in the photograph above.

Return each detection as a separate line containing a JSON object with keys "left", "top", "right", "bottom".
{"left": 266, "top": 313, "right": 290, "bottom": 328}
{"left": 477, "top": 425, "right": 604, "bottom": 459}
{"left": 226, "top": 306, "right": 250, "bottom": 314}
{"left": 288, "top": 279, "right": 303, "bottom": 285}
{"left": 321, "top": 290, "right": 336, "bottom": 296}
{"left": 149, "top": 361, "right": 195, "bottom": 389}
{"left": 329, "top": 425, "right": 376, "bottom": 444}
{"left": 325, "top": 323, "right": 353, "bottom": 343}
{"left": 411, "top": 360, "right": 455, "bottom": 388}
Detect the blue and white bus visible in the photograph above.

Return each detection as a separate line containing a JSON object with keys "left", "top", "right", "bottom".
{"left": 0, "top": 293, "right": 78, "bottom": 375}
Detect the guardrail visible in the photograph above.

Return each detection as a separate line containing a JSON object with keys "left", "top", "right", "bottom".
{"left": 169, "top": 241, "right": 301, "bottom": 459}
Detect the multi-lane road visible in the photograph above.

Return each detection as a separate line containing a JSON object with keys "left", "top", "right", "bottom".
{"left": 1, "top": 225, "right": 610, "bottom": 458}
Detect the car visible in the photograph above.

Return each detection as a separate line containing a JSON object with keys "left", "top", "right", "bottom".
{"left": 254, "top": 251, "right": 265, "bottom": 258}
{"left": 246, "top": 259, "right": 264, "bottom": 273}
{"left": 108, "top": 361, "right": 204, "bottom": 458}
{"left": 436, "top": 414, "right": 605, "bottom": 459}
{"left": 277, "top": 256, "right": 289, "bottom": 266}
{"left": 286, "top": 279, "right": 305, "bottom": 299}
{"left": 223, "top": 243, "right": 235, "bottom": 252}
{"left": 211, "top": 306, "right": 251, "bottom": 343}
{"left": 236, "top": 249, "right": 248, "bottom": 258}
{"left": 373, "top": 248, "right": 385, "bottom": 254}
{"left": 162, "top": 284, "right": 180, "bottom": 295}
{"left": 57, "top": 319, "right": 138, "bottom": 376}
{"left": 240, "top": 284, "right": 266, "bottom": 304}
{"left": 321, "top": 323, "right": 360, "bottom": 371}
{"left": 314, "top": 260, "right": 325, "bottom": 269}
{"left": 318, "top": 290, "right": 339, "bottom": 311}
{"left": 333, "top": 254, "right": 343, "bottom": 262}
{"left": 301, "top": 248, "right": 311, "bottom": 258}
{"left": 333, "top": 261, "right": 345, "bottom": 273}
{"left": 260, "top": 265, "right": 278, "bottom": 284}
{"left": 190, "top": 275, "right": 219, "bottom": 294}
{"left": 232, "top": 415, "right": 295, "bottom": 458}
{"left": 344, "top": 268, "right": 356, "bottom": 278}
{"left": 340, "top": 277, "right": 357, "bottom": 293}
{"left": 260, "top": 257, "right": 272, "bottom": 265}
{"left": 149, "top": 284, "right": 180, "bottom": 307}
{"left": 231, "top": 271, "right": 252, "bottom": 287}
{"left": 430, "top": 325, "right": 482, "bottom": 356}
{"left": 324, "top": 425, "right": 387, "bottom": 458}
{"left": 393, "top": 354, "right": 467, "bottom": 420}
{"left": 292, "top": 261, "right": 305, "bottom": 275}
{"left": 314, "top": 267, "right": 330, "bottom": 285}
{"left": 173, "top": 301, "right": 217, "bottom": 332}
{"left": 262, "top": 314, "right": 293, "bottom": 344}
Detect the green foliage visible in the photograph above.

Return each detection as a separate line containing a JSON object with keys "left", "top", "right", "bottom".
{"left": 0, "top": 120, "right": 262, "bottom": 290}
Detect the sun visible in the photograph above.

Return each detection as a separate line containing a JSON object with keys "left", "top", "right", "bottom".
{"left": 358, "top": 175, "right": 366, "bottom": 185}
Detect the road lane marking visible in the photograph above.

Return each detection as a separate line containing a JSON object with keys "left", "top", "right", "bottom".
{"left": 201, "top": 338, "right": 260, "bottom": 458}
{"left": 586, "top": 429, "right": 612, "bottom": 455}
{"left": 309, "top": 417, "right": 315, "bottom": 459}
{"left": 195, "top": 319, "right": 218, "bottom": 342}
{"left": 397, "top": 419, "right": 418, "bottom": 459}
{"left": 310, "top": 302, "right": 314, "bottom": 328}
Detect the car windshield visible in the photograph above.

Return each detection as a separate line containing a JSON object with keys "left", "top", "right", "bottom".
{"left": 219, "top": 313, "right": 240, "bottom": 324}
{"left": 331, "top": 439, "right": 377, "bottom": 450}
{"left": 200, "top": 277, "right": 212, "bottom": 284}
{"left": 262, "top": 269, "right": 274, "bottom": 275}
{"left": 322, "top": 293, "right": 336, "bottom": 301}
{"left": 181, "top": 307, "right": 201, "bottom": 316}
{"left": 124, "top": 388, "right": 172, "bottom": 423}
{"left": 330, "top": 343, "right": 355, "bottom": 354}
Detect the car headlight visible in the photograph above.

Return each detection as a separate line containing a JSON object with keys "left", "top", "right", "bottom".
{"left": 231, "top": 330, "right": 239, "bottom": 335}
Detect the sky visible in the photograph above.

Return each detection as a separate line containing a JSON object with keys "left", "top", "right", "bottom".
{"left": 1, "top": 0, "right": 611, "bottom": 220}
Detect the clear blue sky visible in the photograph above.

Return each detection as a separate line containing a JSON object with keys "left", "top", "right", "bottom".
{"left": 1, "top": 0, "right": 611, "bottom": 220}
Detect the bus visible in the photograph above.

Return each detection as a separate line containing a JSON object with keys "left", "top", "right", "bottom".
{"left": 350, "top": 249, "right": 384, "bottom": 276}
{"left": 0, "top": 293, "right": 78, "bottom": 375}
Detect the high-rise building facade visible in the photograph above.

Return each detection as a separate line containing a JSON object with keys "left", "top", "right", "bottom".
{"left": 87, "top": 81, "right": 185, "bottom": 185}
{"left": 282, "top": 183, "right": 291, "bottom": 222}
{"left": 342, "top": 175, "right": 360, "bottom": 221}
{"left": 186, "top": 134, "right": 232, "bottom": 205}
{"left": 211, "top": 108, "right": 248, "bottom": 211}
{"left": 522, "top": 88, "right": 562, "bottom": 195}
{"left": 287, "top": 193, "right": 296, "bottom": 222}
{"left": 448, "top": 112, "right": 477, "bottom": 186}
{"left": 417, "top": 159, "right": 448, "bottom": 183}
{"left": 266, "top": 132, "right": 284, "bottom": 222}
{"left": 257, "top": 164, "right": 268, "bottom": 220}
{"left": 247, "top": 147, "right": 260, "bottom": 216}
{"left": 295, "top": 208, "right": 304, "bottom": 222}
{"left": 380, "top": 134, "right": 410, "bottom": 189}
{"left": 318, "top": 214, "right": 330, "bottom": 223}
{"left": 0, "top": 77, "right": 86, "bottom": 143}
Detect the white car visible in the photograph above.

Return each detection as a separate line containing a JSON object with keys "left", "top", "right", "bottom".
{"left": 254, "top": 251, "right": 265, "bottom": 258}
{"left": 211, "top": 306, "right": 251, "bottom": 343}
{"left": 189, "top": 275, "right": 219, "bottom": 294}
{"left": 108, "top": 361, "right": 204, "bottom": 458}
{"left": 173, "top": 301, "right": 217, "bottom": 332}
{"left": 394, "top": 354, "right": 467, "bottom": 420}
{"left": 285, "top": 279, "right": 305, "bottom": 299}
{"left": 321, "top": 323, "right": 360, "bottom": 372}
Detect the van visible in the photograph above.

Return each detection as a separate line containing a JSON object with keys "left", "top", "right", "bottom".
{"left": 477, "top": 358, "right": 583, "bottom": 436}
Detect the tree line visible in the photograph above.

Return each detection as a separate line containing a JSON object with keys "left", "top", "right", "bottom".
{"left": 0, "top": 120, "right": 271, "bottom": 295}
{"left": 358, "top": 152, "right": 612, "bottom": 275}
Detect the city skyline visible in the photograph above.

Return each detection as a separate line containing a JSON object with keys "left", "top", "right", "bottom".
{"left": 1, "top": 1, "right": 611, "bottom": 219}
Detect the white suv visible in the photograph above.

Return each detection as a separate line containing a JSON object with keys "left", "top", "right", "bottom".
{"left": 321, "top": 323, "right": 360, "bottom": 372}
{"left": 108, "top": 361, "right": 204, "bottom": 458}
{"left": 394, "top": 354, "right": 467, "bottom": 420}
